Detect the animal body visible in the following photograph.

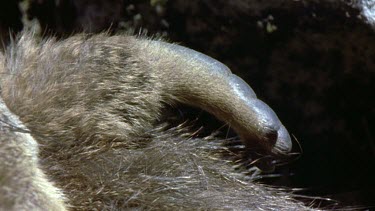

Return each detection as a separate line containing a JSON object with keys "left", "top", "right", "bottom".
{"left": 0, "top": 31, "right": 315, "bottom": 210}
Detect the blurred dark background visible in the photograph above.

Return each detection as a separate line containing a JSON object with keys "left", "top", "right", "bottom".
{"left": 1, "top": 0, "right": 374, "bottom": 208}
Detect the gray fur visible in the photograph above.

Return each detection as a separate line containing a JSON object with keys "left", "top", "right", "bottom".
{"left": 0, "top": 97, "right": 66, "bottom": 210}
{"left": 0, "top": 32, "right": 315, "bottom": 210}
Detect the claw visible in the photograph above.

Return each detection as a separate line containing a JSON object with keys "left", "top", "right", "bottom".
{"left": 139, "top": 39, "right": 292, "bottom": 155}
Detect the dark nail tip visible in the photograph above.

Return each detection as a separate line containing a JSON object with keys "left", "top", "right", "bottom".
{"left": 272, "top": 125, "right": 292, "bottom": 155}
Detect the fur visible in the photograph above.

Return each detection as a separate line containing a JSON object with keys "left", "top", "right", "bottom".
{"left": 0, "top": 31, "right": 316, "bottom": 210}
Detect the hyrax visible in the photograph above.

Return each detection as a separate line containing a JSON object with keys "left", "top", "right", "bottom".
{"left": 0, "top": 31, "right": 314, "bottom": 210}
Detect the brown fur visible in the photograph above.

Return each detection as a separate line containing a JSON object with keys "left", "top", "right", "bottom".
{"left": 0, "top": 32, "right": 316, "bottom": 210}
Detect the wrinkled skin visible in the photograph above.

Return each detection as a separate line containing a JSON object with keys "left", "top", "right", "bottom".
{"left": 0, "top": 32, "right": 317, "bottom": 210}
